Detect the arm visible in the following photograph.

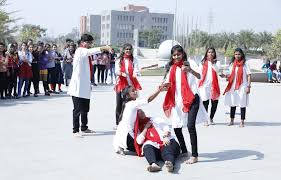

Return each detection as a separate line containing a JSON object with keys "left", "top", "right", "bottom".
{"left": 147, "top": 83, "right": 170, "bottom": 103}
{"left": 246, "top": 74, "right": 251, "bottom": 94}
{"left": 136, "top": 122, "right": 152, "bottom": 145}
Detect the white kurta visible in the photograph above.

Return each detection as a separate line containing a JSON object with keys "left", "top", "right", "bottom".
{"left": 224, "top": 61, "right": 251, "bottom": 107}
{"left": 115, "top": 57, "right": 140, "bottom": 86}
{"left": 67, "top": 47, "right": 100, "bottom": 99}
{"left": 136, "top": 117, "right": 176, "bottom": 155}
{"left": 165, "top": 61, "right": 208, "bottom": 128}
{"left": 113, "top": 98, "right": 148, "bottom": 152}
{"left": 198, "top": 61, "right": 220, "bottom": 101}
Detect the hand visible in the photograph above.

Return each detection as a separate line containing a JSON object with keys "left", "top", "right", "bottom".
{"left": 133, "top": 73, "right": 137, "bottom": 78}
{"left": 144, "top": 122, "right": 152, "bottom": 129}
{"left": 219, "top": 73, "right": 226, "bottom": 78}
{"left": 121, "top": 72, "right": 127, "bottom": 77}
{"left": 246, "top": 87, "right": 251, "bottom": 94}
{"left": 163, "top": 137, "right": 170, "bottom": 146}
{"left": 159, "top": 82, "right": 170, "bottom": 92}
{"left": 182, "top": 65, "right": 192, "bottom": 73}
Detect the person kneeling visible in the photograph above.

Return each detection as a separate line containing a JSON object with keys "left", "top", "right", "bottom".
{"left": 135, "top": 110, "right": 180, "bottom": 173}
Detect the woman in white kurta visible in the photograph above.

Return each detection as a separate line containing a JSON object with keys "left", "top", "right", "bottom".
{"left": 113, "top": 83, "right": 168, "bottom": 155}
{"left": 223, "top": 48, "right": 251, "bottom": 127}
{"left": 198, "top": 48, "right": 221, "bottom": 125}
{"left": 163, "top": 45, "right": 208, "bottom": 164}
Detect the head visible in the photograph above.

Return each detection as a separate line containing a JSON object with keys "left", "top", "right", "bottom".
{"left": 52, "top": 44, "right": 57, "bottom": 51}
{"left": 122, "top": 86, "right": 138, "bottom": 101}
{"left": 80, "top": 33, "right": 94, "bottom": 48}
{"left": 0, "top": 42, "right": 5, "bottom": 52}
{"left": 137, "top": 109, "right": 147, "bottom": 120}
{"left": 28, "top": 44, "right": 34, "bottom": 52}
{"left": 12, "top": 42, "right": 18, "bottom": 51}
{"left": 233, "top": 48, "right": 245, "bottom": 61}
{"left": 37, "top": 44, "right": 43, "bottom": 52}
{"left": 44, "top": 43, "right": 51, "bottom": 51}
{"left": 119, "top": 43, "right": 133, "bottom": 59}
{"left": 8, "top": 44, "right": 15, "bottom": 54}
{"left": 69, "top": 44, "right": 75, "bottom": 53}
{"left": 21, "top": 42, "right": 27, "bottom": 51}
{"left": 203, "top": 47, "right": 216, "bottom": 62}
{"left": 169, "top": 45, "right": 187, "bottom": 65}
{"left": 27, "top": 39, "right": 33, "bottom": 46}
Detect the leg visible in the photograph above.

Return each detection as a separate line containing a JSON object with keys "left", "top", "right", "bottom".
{"left": 17, "top": 78, "right": 23, "bottom": 97}
{"left": 174, "top": 128, "right": 187, "bottom": 154}
{"left": 240, "top": 107, "right": 246, "bottom": 127}
{"left": 126, "top": 134, "right": 136, "bottom": 152}
{"left": 187, "top": 94, "right": 200, "bottom": 161}
{"left": 80, "top": 98, "right": 90, "bottom": 131}
{"left": 72, "top": 96, "right": 80, "bottom": 133}
{"left": 210, "top": 100, "right": 219, "bottom": 123}
{"left": 202, "top": 100, "right": 210, "bottom": 126}
{"left": 143, "top": 145, "right": 161, "bottom": 172}
{"left": 23, "top": 79, "right": 30, "bottom": 96}
{"left": 229, "top": 106, "right": 236, "bottom": 126}
{"left": 80, "top": 112, "right": 89, "bottom": 131}
{"left": 115, "top": 92, "right": 123, "bottom": 125}
{"left": 161, "top": 139, "right": 181, "bottom": 165}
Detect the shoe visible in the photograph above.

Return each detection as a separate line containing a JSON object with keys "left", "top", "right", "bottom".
{"left": 73, "top": 132, "right": 83, "bottom": 138}
{"left": 165, "top": 161, "right": 174, "bottom": 172}
{"left": 53, "top": 91, "right": 60, "bottom": 94}
{"left": 93, "top": 83, "right": 97, "bottom": 86}
{"left": 147, "top": 163, "right": 161, "bottom": 172}
{"left": 45, "top": 92, "right": 50, "bottom": 96}
{"left": 81, "top": 129, "right": 96, "bottom": 134}
{"left": 59, "top": 89, "right": 63, "bottom": 92}
{"left": 113, "top": 125, "right": 118, "bottom": 130}
{"left": 117, "top": 147, "right": 125, "bottom": 155}
{"left": 210, "top": 119, "right": 215, "bottom": 125}
{"left": 34, "top": 94, "right": 38, "bottom": 97}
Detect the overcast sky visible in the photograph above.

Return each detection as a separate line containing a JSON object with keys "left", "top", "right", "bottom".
{"left": 6, "top": 0, "right": 281, "bottom": 36}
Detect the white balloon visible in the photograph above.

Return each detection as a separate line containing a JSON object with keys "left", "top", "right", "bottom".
{"left": 158, "top": 40, "right": 180, "bottom": 59}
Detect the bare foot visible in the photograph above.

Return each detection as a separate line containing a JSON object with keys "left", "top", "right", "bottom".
{"left": 186, "top": 156, "right": 198, "bottom": 164}
{"left": 204, "top": 121, "right": 209, "bottom": 127}
{"left": 239, "top": 120, "right": 245, "bottom": 128}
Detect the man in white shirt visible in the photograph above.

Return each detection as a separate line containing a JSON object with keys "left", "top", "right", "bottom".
{"left": 68, "top": 34, "right": 106, "bottom": 137}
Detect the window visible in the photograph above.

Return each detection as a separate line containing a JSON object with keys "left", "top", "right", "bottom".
{"left": 132, "top": 25, "right": 134, "bottom": 30}
{"left": 107, "top": 15, "right": 110, "bottom": 21}
{"left": 102, "top": 24, "right": 105, "bottom": 30}
{"left": 106, "top": 24, "right": 110, "bottom": 29}
{"left": 102, "top": 16, "right": 105, "bottom": 21}
{"left": 117, "top": 32, "right": 119, "bottom": 38}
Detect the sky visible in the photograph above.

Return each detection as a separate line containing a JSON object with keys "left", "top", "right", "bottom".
{"left": 5, "top": 0, "right": 281, "bottom": 37}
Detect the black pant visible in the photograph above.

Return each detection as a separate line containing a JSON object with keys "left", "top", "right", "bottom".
{"left": 0, "top": 72, "right": 8, "bottom": 98}
{"left": 97, "top": 65, "right": 106, "bottom": 83}
{"left": 91, "top": 65, "right": 98, "bottom": 84}
{"left": 7, "top": 68, "right": 18, "bottom": 96}
{"left": 143, "top": 139, "right": 180, "bottom": 165}
{"left": 126, "top": 133, "right": 136, "bottom": 152}
{"left": 28, "top": 63, "right": 40, "bottom": 94}
{"left": 174, "top": 94, "right": 200, "bottom": 157}
{"left": 230, "top": 106, "right": 246, "bottom": 120}
{"left": 115, "top": 92, "right": 124, "bottom": 125}
{"left": 72, "top": 96, "right": 90, "bottom": 133}
{"left": 203, "top": 99, "right": 219, "bottom": 120}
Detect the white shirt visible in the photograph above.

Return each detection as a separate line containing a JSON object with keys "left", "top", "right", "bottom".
{"left": 67, "top": 47, "right": 100, "bottom": 99}
{"left": 113, "top": 98, "right": 148, "bottom": 152}
{"left": 198, "top": 61, "right": 220, "bottom": 101}
{"left": 115, "top": 57, "right": 140, "bottom": 85}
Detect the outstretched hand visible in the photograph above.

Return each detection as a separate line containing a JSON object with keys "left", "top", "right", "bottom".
{"left": 159, "top": 82, "right": 170, "bottom": 92}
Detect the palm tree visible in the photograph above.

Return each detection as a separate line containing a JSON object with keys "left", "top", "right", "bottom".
{"left": 236, "top": 30, "right": 255, "bottom": 50}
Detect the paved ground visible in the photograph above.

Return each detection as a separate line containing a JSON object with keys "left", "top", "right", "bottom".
{"left": 0, "top": 76, "right": 281, "bottom": 180}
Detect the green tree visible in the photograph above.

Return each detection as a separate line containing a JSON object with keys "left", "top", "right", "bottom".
{"left": 18, "top": 24, "right": 46, "bottom": 42}
{"left": 236, "top": 30, "right": 255, "bottom": 50}
{"left": 266, "top": 29, "right": 281, "bottom": 59}
{"left": 139, "top": 29, "right": 163, "bottom": 48}
{"left": 0, "top": 0, "right": 18, "bottom": 44}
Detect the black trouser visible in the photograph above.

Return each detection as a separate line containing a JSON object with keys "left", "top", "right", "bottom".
{"left": 28, "top": 64, "right": 40, "bottom": 94}
{"left": 0, "top": 72, "right": 8, "bottom": 98}
{"left": 97, "top": 65, "right": 106, "bottom": 83}
{"left": 72, "top": 96, "right": 90, "bottom": 133}
{"left": 126, "top": 133, "right": 136, "bottom": 152}
{"left": 47, "top": 67, "right": 56, "bottom": 90}
{"left": 7, "top": 68, "right": 18, "bottom": 96}
{"left": 203, "top": 99, "right": 219, "bottom": 120}
{"left": 115, "top": 92, "right": 124, "bottom": 125}
{"left": 42, "top": 81, "right": 49, "bottom": 93}
{"left": 230, "top": 106, "right": 246, "bottom": 120}
{"left": 91, "top": 65, "right": 98, "bottom": 84}
{"left": 143, "top": 139, "right": 180, "bottom": 165}
{"left": 174, "top": 94, "right": 200, "bottom": 157}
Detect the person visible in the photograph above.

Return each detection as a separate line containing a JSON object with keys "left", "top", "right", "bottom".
{"left": 0, "top": 43, "right": 8, "bottom": 99}
{"left": 135, "top": 109, "right": 180, "bottom": 173}
{"left": 262, "top": 60, "right": 272, "bottom": 82}
{"left": 6, "top": 44, "right": 19, "bottom": 98}
{"left": 38, "top": 43, "right": 51, "bottom": 96}
{"left": 63, "top": 44, "right": 75, "bottom": 86}
{"left": 108, "top": 48, "right": 117, "bottom": 84}
{"left": 27, "top": 44, "right": 40, "bottom": 97}
{"left": 68, "top": 33, "right": 105, "bottom": 137}
{"left": 198, "top": 48, "right": 220, "bottom": 125}
{"left": 114, "top": 43, "right": 142, "bottom": 127}
{"left": 163, "top": 45, "right": 207, "bottom": 164}
{"left": 223, "top": 48, "right": 251, "bottom": 127}
{"left": 113, "top": 83, "right": 169, "bottom": 155}
{"left": 51, "top": 44, "right": 64, "bottom": 92}
{"left": 270, "top": 61, "right": 280, "bottom": 83}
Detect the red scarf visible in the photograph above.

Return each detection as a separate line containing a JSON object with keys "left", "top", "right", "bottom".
{"left": 163, "top": 61, "right": 195, "bottom": 117}
{"left": 80, "top": 45, "right": 92, "bottom": 80}
{"left": 115, "top": 55, "right": 142, "bottom": 92}
{"left": 223, "top": 59, "right": 244, "bottom": 95}
{"left": 199, "top": 60, "right": 220, "bottom": 100}
{"left": 134, "top": 115, "right": 163, "bottom": 157}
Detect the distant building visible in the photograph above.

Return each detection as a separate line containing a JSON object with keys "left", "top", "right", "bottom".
{"left": 79, "top": 15, "right": 101, "bottom": 45}
{"left": 80, "top": 4, "right": 174, "bottom": 47}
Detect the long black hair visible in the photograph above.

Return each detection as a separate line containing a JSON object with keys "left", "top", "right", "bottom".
{"left": 230, "top": 48, "right": 246, "bottom": 65}
{"left": 164, "top": 44, "right": 187, "bottom": 79}
{"left": 201, "top": 47, "right": 217, "bottom": 64}
{"left": 118, "top": 43, "right": 134, "bottom": 67}
{"left": 118, "top": 85, "right": 133, "bottom": 123}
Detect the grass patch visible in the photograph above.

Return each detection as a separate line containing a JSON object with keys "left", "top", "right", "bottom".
{"left": 141, "top": 68, "right": 166, "bottom": 76}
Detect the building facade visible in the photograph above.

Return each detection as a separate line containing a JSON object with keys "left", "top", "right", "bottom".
{"left": 79, "top": 15, "right": 101, "bottom": 45}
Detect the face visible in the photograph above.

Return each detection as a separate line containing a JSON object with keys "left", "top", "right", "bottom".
{"left": 69, "top": 45, "right": 74, "bottom": 52}
{"left": 82, "top": 41, "right": 93, "bottom": 48}
{"left": 9, "top": 47, "right": 15, "bottom": 53}
{"left": 124, "top": 46, "right": 132, "bottom": 56}
{"left": 28, "top": 45, "right": 33, "bottom": 52}
{"left": 234, "top": 51, "right": 242, "bottom": 60}
{"left": 127, "top": 87, "right": 138, "bottom": 100}
{"left": 0, "top": 45, "right": 4, "bottom": 52}
{"left": 207, "top": 49, "right": 215, "bottom": 60}
{"left": 37, "top": 46, "right": 43, "bottom": 52}
{"left": 172, "top": 50, "right": 183, "bottom": 62}
{"left": 21, "top": 43, "right": 27, "bottom": 51}
{"left": 138, "top": 110, "right": 146, "bottom": 120}
{"left": 45, "top": 45, "right": 51, "bottom": 51}
{"left": 52, "top": 46, "right": 57, "bottom": 51}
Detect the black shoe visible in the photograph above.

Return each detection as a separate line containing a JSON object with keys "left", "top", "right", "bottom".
{"left": 45, "top": 92, "right": 50, "bottom": 96}
{"left": 34, "top": 94, "right": 38, "bottom": 97}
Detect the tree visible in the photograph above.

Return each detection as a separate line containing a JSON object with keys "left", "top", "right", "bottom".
{"left": 139, "top": 29, "right": 163, "bottom": 48}
{"left": 266, "top": 29, "right": 281, "bottom": 60}
{"left": 18, "top": 24, "right": 46, "bottom": 42}
{"left": 0, "top": 0, "right": 18, "bottom": 44}
{"left": 236, "top": 30, "right": 255, "bottom": 50}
